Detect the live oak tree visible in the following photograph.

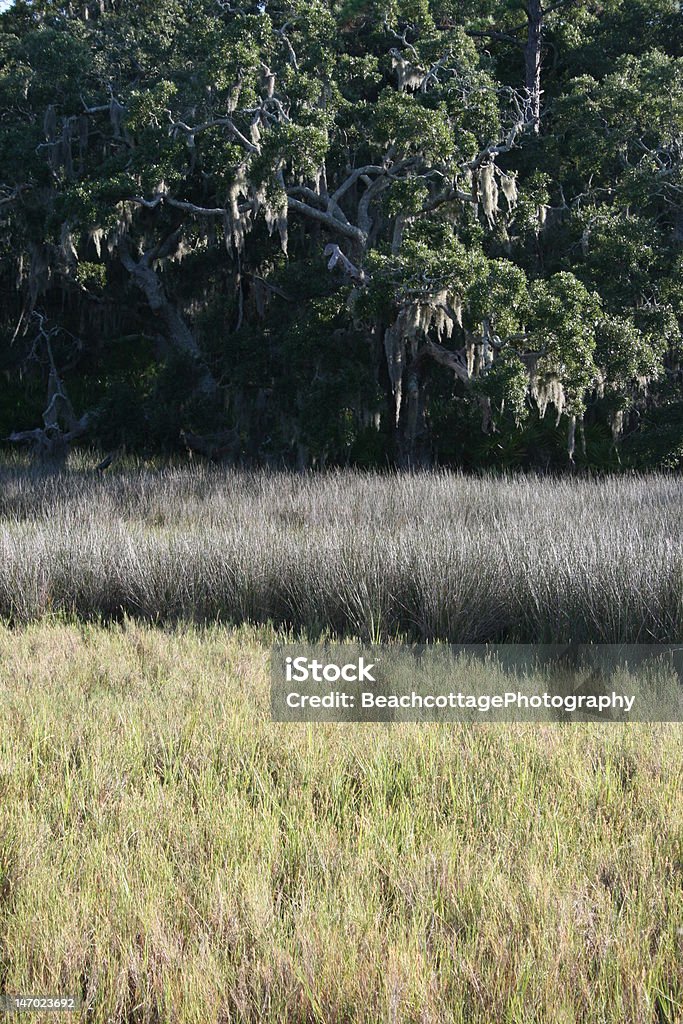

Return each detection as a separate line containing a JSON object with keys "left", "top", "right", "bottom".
{"left": 0, "top": 0, "right": 681, "bottom": 466}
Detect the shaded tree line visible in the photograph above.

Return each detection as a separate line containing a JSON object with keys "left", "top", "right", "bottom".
{"left": 1, "top": 0, "right": 682, "bottom": 468}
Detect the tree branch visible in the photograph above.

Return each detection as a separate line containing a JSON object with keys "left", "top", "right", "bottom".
{"left": 168, "top": 113, "right": 261, "bottom": 154}
{"left": 286, "top": 196, "right": 366, "bottom": 244}
{"left": 416, "top": 340, "right": 471, "bottom": 383}
{"left": 0, "top": 184, "right": 31, "bottom": 207}
{"left": 465, "top": 28, "right": 526, "bottom": 47}
{"left": 128, "top": 193, "right": 226, "bottom": 217}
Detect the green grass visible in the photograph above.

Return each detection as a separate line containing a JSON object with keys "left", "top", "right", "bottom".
{"left": 0, "top": 620, "right": 681, "bottom": 1023}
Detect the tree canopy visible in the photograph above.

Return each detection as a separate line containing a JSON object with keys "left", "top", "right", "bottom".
{"left": 1, "top": 0, "right": 682, "bottom": 468}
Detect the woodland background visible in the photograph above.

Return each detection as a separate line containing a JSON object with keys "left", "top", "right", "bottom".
{"left": 1, "top": 0, "right": 682, "bottom": 470}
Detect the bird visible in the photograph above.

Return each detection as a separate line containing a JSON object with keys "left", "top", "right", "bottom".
{"left": 95, "top": 453, "right": 115, "bottom": 473}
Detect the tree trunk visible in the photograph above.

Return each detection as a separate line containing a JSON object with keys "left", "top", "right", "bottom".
{"left": 395, "top": 369, "right": 431, "bottom": 468}
{"left": 119, "top": 246, "right": 219, "bottom": 397}
{"left": 7, "top": 428, "right": 69, "bottom": 470}
{"left": 525, "top": 0, "right": 543, "bottom": 134}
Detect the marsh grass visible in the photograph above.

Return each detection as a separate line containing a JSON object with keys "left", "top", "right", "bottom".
{"left": 1, "top": 462, "right": 682, "bottom": 1022}
{"left": 0, "top": 621, "right": 681, "bottom": 1023}
{"left": 0, "top": 461, "right": 681, "bottom": 642}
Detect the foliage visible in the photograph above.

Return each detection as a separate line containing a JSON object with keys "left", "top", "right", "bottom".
{"left": 0, "top": 0, "right": 681, "bottom": 468}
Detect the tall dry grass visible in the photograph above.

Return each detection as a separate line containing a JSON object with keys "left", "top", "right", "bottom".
{"left": 0, "top": 621, "right": 681, "bottom": 1023}
{"left": 0, "top": 461, "right": 681, "bottom": 641}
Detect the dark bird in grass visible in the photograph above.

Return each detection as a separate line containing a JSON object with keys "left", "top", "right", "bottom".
{"left": 95, "top": 453, "right": 115, "bottom": 473}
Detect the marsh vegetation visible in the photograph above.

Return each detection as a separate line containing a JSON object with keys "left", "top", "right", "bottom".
{"left": 0, "top": 621, "right": 681, "bottom": 1023}
{"left": 0, "top": 462, "right": 681, "bottom": 643}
